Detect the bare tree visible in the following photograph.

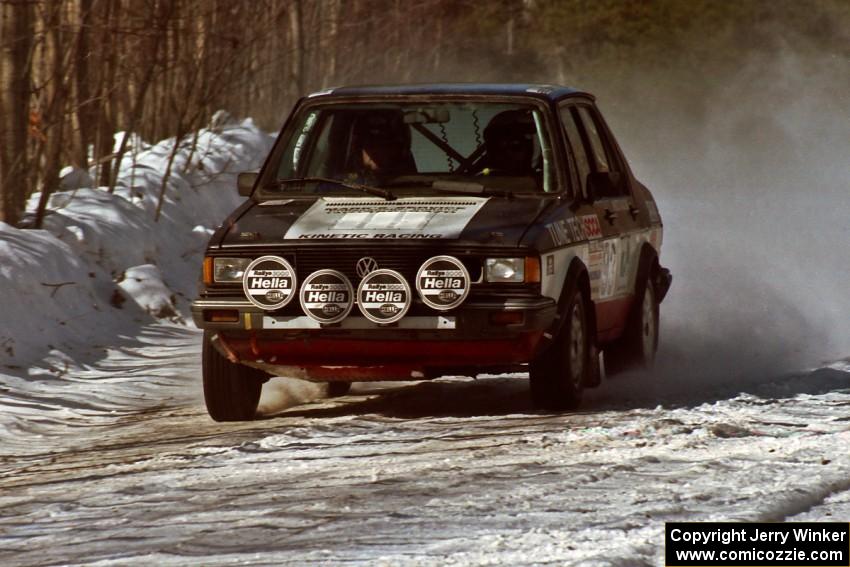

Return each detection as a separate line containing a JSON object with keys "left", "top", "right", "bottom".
{"left": 33, "top": 1, "right": 72, "bottom": 228}
{"left": 0, "top": 0, "right": 35, "bottom": 226}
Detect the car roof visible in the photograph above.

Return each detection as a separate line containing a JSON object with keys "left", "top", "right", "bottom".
{"left": 306, "top": 83, "right": 593, "bottom": 102}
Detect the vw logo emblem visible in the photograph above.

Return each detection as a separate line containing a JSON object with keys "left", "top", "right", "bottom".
{"left": 355, "top": 257, "right": 379, "bottom": 278}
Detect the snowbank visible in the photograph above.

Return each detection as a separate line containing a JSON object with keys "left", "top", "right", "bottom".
{"left": 0, "top": 118, "right": 274, "bottom": 367}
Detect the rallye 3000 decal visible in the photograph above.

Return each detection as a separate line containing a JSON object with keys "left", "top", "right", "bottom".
{"left": 283, "top": 197, "right": 489, "bottom": 240}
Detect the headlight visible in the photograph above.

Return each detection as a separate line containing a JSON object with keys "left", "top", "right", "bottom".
{"left": 213, "top": 257, "right": 251, "bottom": 283}
{"left": 484, "top": 257, "right": 541, "bottom": 283}
{"left": 485, "top": 258, "right": 524, "bottom": 282}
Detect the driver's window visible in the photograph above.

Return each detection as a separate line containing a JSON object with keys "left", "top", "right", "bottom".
{"left": 577, "top": 106, "right": 618, "bottom": 175}
{"left": 576, "top": 106, "right": 628, "bottom": 198}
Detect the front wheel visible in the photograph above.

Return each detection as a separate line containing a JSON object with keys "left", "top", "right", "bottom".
{"left": 202, "top": 331, "right": 265, "bottom": 422}
{"left": 529, "top": 286, "right": 590, "bottom": 411}
{"left": 604, "top": 276, "right": 659, "bottom": 376}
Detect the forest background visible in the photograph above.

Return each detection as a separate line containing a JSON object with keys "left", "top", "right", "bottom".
{"left": 1, "top": 0, "right": 849, "bottom": 227}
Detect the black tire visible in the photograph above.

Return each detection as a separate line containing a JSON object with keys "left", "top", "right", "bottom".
{"left": 529, "top": 285, "right": 590, "bottom": 411}
{"left": 604, "top": 276, "right": 659, "bottom": 376}
{"left": 202, "top": 331, "right": 264, "bottom": 422}
{"left": 326, "top": 382, "right": 352, "bottom": 397}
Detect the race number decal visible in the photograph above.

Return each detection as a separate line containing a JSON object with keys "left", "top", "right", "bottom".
{"left": 416, "top": 256, "right": 470, "bottom": 311}
{"left": 242, "top": 256, "right": 296, "bottom": 310}
{"left": 299, "top": 270, "right": 354, "bottom": 324}
{"left": 356, "top": 269, "right": 411, "bottom": 324}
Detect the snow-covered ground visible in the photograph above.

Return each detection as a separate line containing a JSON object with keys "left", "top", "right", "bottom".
{"left": 1, "top": 109, "right": 849, "bottom": 565}
{"left": 1, "top": 339, "right": 848, "bottom": 566}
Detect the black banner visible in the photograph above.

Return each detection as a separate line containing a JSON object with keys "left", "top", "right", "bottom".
{"left": 665, "top": 522, "right": 849, "bottom": 566}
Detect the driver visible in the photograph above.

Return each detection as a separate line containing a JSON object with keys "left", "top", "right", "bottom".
{"left": 348, "top": 110, "right": 415, "bottom": 180}
{"left": 480, "top": 109, "right": 536, "bottom": 176}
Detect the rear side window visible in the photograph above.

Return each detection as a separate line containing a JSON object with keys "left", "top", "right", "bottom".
{"left": 559, "top": 107, "right": 591, "bottom": 198}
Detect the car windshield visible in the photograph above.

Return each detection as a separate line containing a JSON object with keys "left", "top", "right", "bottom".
{"left": 267, "top": 100, "right": 557, "bottom": 195}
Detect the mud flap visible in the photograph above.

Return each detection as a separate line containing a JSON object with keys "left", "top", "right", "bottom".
{"left": 655, "top": 266, "right": 672, "bottom": 303}
{"left": 586, "top": 342, "right": 601, "bottom": 388}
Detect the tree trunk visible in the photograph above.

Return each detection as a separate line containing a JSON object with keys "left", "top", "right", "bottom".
{"left": 291, "top": 0, "right": 305, "bottom": 95}
{"left": 34, "top": 1, "right": 70, "bottom": 229}
{"left": 94, "top": 0, "right": 119, "bottom": 187}
{"left": 108, "top": 0, "right": 170, "bottom": 193}
{"left": 0, "top": 0, "right": 35, "bottom": 226}
{"left": 74, "top": 0, "right": 95, "bottom": 169}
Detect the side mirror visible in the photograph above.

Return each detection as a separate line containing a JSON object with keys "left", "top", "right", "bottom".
{"left": 237, "top": 171, "right": 258, "bottom": 197}
{"left": 585, "top": 171, "right": 624, "bottom": 201}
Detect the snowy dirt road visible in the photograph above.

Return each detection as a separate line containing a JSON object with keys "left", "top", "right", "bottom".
{"left": 2, "top": 327, "right": 849, "bottom": 566}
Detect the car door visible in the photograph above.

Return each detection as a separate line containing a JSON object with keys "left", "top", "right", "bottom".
{"left": 558, "top": 102, "right": 639, "bottom": 340}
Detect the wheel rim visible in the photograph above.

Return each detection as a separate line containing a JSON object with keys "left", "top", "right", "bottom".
{"left": 641, "top": 285, "right": 657, "bottom": 362}
{"left": 568, "top": 300, "right": 586, "bottom": 387}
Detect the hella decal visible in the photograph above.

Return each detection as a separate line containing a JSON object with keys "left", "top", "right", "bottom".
{"left": 356, "top": 269, "right": 411, "bottom": 324}
{"left": 416, "top": 256, "right": 470, "bottom": 311}
{"left": 242, "top": 256, "right": 296, "bottom": 310}
{"left": 299, "top": 270, "right": 354, "bottom": 324}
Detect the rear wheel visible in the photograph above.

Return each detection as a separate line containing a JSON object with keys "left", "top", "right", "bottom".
{"left": 604, "top": 276, "right": 659, "bottom": 376}
{"left": 529, "top": 286, "right": 589, "bottom": 411}
{"left": 202, "top": 331, "right": 265, "bottom": 422}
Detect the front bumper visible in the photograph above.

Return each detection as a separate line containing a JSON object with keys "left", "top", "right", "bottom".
{"left": 192, "top": 297, "right": 557, "bottom": 371}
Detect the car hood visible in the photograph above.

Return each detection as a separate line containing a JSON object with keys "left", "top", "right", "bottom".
{"left": 213, "top": 196, "right": 553, "bottom": 248}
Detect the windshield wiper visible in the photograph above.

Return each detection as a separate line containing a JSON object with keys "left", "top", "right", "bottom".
{"left": 431, "top": 180, "right": 514, "bottom": 200}
{"left": 265, "top": 176, "right": 396, "bottom": 201}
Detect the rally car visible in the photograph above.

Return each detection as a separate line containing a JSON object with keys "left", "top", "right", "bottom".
{"left": 192, "top": 83, "right": 671, "bottom": 421}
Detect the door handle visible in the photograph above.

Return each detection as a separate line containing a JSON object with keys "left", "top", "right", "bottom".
{"left": 628, "top": 205, "right": 639, "bottom": 219}
{"left": 604, "top": 209, "right": 617, "bottom": 224}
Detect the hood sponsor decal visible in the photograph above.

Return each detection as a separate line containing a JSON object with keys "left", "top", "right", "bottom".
{"left": 284, "top": 197, "right": 488, "bottom": 240}
{"left": 243, "top": 256, "right": 296, "bottom": 310}
{"left": 299, "top": 270, "right": 354, "bottom": 324}
{"left": 416, "top": 256, "right": 470, "bottom": 311}
{"left": 356, "top": 269, "right": 411, "bottom": 324}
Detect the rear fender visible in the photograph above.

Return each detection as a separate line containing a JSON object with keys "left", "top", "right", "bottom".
{"left": 634, "top": 242, "right": 672, "bottom": 304}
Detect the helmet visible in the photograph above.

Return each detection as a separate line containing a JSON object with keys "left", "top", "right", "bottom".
{"left": 352, "top": 110, "right": 410, "bottom": 151}
{"left": 483, "top": 109, "right": 536, "bottom": 175}
{"left": 349, "top": 110, "right": 413, "bottom": 176}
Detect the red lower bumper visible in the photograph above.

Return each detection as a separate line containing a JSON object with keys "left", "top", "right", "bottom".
{"left": 222, "top": 332, "right": 544, "bottom": 367}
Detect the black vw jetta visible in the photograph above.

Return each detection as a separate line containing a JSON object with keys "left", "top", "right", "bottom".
{"left": 192, "top": 83, "right": 671, "bottom": 421}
